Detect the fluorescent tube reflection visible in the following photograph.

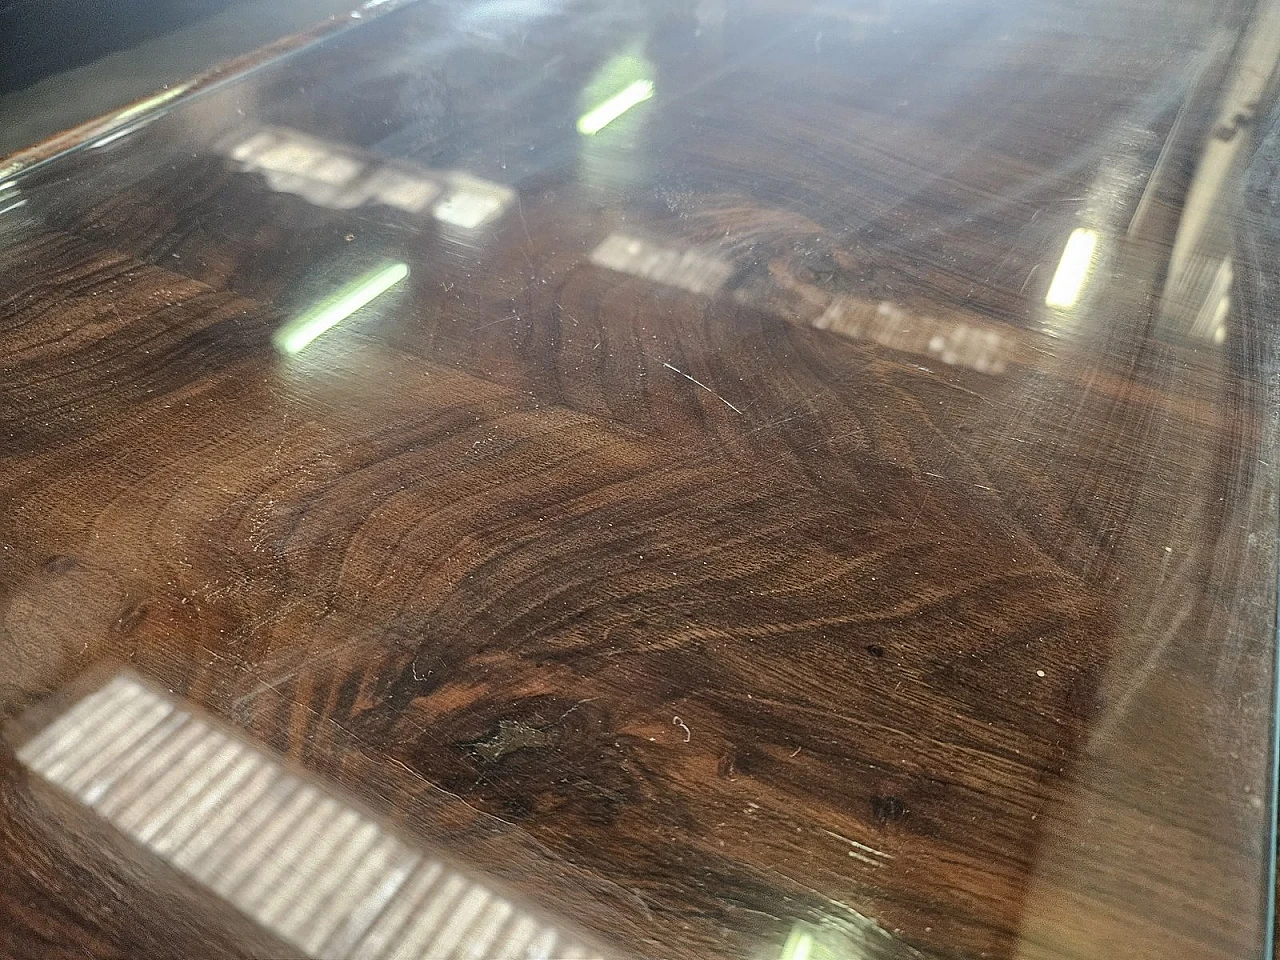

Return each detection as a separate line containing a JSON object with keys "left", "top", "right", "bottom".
{"left": 1044, "top": 228, "right": 1099, "bottom": 309}
{"left": 577, "top": 79, "right": 655, "bottom": 135}
{"left": 274, "top": 262, "right": 409, "bottom": 355}
{"left": 780, "top": 926, "right": 815, "bottom": 960}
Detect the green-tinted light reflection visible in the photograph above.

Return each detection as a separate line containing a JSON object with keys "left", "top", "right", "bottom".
{"left": 779, "top": 926, "right": 815, "bottom": 960}
{"left": 274, "top": 262, "right": 409, "bottom": 354}
{"left": 113, "top": 84, "right": 191, "bottom": 125}
{"left": 577, "top": 78, "right": 655, "bottom": 135}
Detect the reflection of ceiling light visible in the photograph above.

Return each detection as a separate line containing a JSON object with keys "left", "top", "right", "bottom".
{"left": 274, "top": 262, "right": 408, "bottom": 355}
{"left": 89, "top": 123, "right": 147, "bottom": 149}
{"left": 1044, "top": 228, "right": 1099, "bottom": 309}
{"left": 112, "top": 84, "right": 189, "bottom": 124}
{"left": 432, "top": 173, "right": 515, "bottom": 229}
{"left": 779, "top": 926, "right": 815, "bottom": 960}
{"left": 589, "top": 233, "right": 731, "bottom": 296}
{"left": 576, "top": 79, "right": 655, "bottom": 135}
{"left": 18, "top": 673, "right": 601, "bottom": 960}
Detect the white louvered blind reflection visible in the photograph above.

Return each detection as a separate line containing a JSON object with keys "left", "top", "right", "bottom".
{"left": 18, "top": 674, "right": 601, "bottom": 960}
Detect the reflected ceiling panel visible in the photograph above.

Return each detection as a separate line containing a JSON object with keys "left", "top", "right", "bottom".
{"left": 226, "top": 126, "right": 513, "bottom": 229}
{"left": 590, "top": 232, "right": 731, "bottom": 296}
{"left": 815, "top": 296, "right": 1012, "bottom": 375}
{"left": 18, "top": 673, "right": 605, "bottom": 960}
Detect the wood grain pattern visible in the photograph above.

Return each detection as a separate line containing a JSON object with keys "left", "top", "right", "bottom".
{"left": 0, "top": 1, "right": 1275, "bottom": 958}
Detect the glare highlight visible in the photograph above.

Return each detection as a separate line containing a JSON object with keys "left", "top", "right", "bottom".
{"left": 274, "top": 262, "right": 408, "bottom": 354}
{"left": 576, "top": 79, "right": 655, "bottom": 135}
{"left": 1044, "top": 228, "right": 1099, "bottom": 308}
{"left": 780, "top": 926, "right": 814, "bottom": 960}
{"left": 113, "top": 84, "right": 190, "bottom": 125}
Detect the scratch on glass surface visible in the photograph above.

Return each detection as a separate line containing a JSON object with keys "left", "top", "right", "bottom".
{"left": 661, "top": 361, "right": 743, "bottom": 414}
{"left": 818, "top": 828, "right": 892, "bottom": 864}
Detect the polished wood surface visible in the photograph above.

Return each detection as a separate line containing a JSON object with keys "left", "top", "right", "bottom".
{"left": 0, "top": 1, "right": 1276, "bottom": 958}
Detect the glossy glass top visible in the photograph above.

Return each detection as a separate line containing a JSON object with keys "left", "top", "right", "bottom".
{"left": 0, "top": 1, "right": 1276, "bottom": 958}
